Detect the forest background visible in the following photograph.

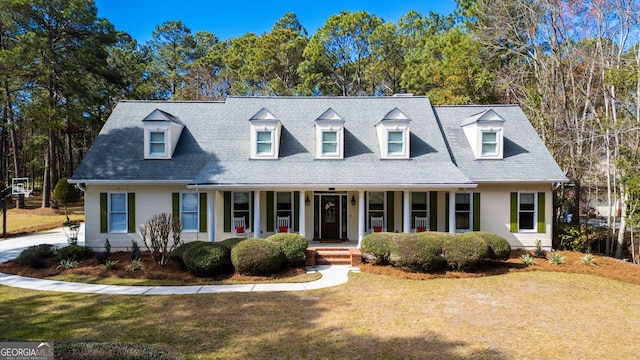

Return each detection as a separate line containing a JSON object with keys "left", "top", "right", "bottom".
{"left": 1, "top": 0, "right": 639, "bottom": 258}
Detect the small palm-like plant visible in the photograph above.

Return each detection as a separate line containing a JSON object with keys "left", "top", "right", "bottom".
{"left": 547, "top": 252, "right": 565, "bottom": 265}
{"left": 520, "top": 252, "right": 535, "bottom": 266}
{"left": 126, "top": 259, "right": 144, "bottom": 272}
{"left": 57, "top": 258, "right": 79, "bottom": 270}
{"left": 580, "top": 253, "right": 596, "bottom": 266}
{"left": 105, "top": 260, "right": 119, "bottom": 270}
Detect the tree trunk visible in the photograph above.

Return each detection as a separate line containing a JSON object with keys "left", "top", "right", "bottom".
{"left": 41, "top": 135, "right": 51, "bottom": 208}
{"left": 615, "top": 189, "right": 628, "bottom": 259}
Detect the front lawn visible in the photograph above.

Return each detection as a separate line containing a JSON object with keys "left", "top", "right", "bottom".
{"left": 1, "top": 270, "right": 639, "bottom": 359}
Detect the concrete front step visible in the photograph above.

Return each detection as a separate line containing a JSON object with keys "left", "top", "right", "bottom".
{"left": 306, "top": 247, "right": 362, "bottom": 267}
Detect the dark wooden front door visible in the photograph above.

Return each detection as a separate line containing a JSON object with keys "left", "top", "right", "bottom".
{"left": 320, "top": 195, "right": 340, "bottom": 239}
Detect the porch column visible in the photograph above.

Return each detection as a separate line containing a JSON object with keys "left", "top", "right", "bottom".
{"left": 254, "top": 190, "right": 261, "bottom": 238}
{"left": 208, "top": 190, "right": 215, "bottom": 242}
{"left": 403, "top": 191, "right": 411, "bottom": 233}
{"left": 358, "top": 190, "right": 365, "bottom": 247}
{"left": 449, "top": 191, "right": 456, "bottom": 234}
{"left": 299, "top": 190, "right": 306, "bottom": 239}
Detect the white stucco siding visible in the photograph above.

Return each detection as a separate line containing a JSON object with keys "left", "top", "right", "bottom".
{"left": 84, "top": 184, "right": 208, "bottom": 251}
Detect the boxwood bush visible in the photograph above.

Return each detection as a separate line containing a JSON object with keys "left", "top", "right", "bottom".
{"left": 16, "top": 244, "right": 57, "bottom": 266}
{"left": 360, "top": 232, "right": 398, "bottom": 265}
{"left": 219, "top": 237, "right": 246, "bottom": 251}
{"left": 443, "top": 233, "right": 490, "bottom": 270}
{"left": 389, "top": 233, "right": 446, "bottom": 273}
{"left": 169, "top": 241, "right": 206, "bottom": 269}
{"left": 231, "top": 238, "right": 284, "bottom": 275}
{"left": 56, "top": 244, "right": 94, "bottom": 262}
{"left": 472, "top": 232, "right": 511, "bottom": 260}
{"left": 183, "top": 242, "right": 231, "bottom": 277}
{"left": 266, "top": 233, "right": 307, "bottom": 267}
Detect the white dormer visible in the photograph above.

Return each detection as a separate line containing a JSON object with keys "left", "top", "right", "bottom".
{"left": 249, "top": 108, "right": 282, "bottom": 159}
{"left": 461, "top": 109, "right": 505, "bottom": 159}
{"left": 143, "top": 109, "right": 185, "bottom": 159}
{"left": 375, "top": 108, "right": 411, "bottom": 159}
{"left": 315, "top": 109, "right": 345, "bottom": 159}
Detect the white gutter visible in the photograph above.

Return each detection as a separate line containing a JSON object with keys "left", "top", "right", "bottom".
{"left": 186, "top": 183, "right": 478, "bottom": 190}
{"left": 67, "top": 179, "right": 191, "bottom": 185}
{"left": 472, "top": 179, "right": 569, "bottom": 184}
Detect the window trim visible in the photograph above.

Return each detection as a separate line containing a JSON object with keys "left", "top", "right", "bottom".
{"left": 366, "top": 191, "right": 386, "bottom": 229}
{"left": 255, "top": 129, "right": 275, "bottom": 157}
{"left": 321, "top": 130, "right": 340, "bottom": 157}
{"left": 387, "top": 130, "right": 406, "bottom": 156}
{"left": 232, "top": 191, "right": 252, "bottom": 231}
{"left": 481, "top": 130, "right": 499, "bottom": 156}
{"left": 411, "top": 192, "right": 429, "bottom": 229}
{"left": 180, "top": 192, "right": 199, "bottom": 232}
{"left": 454, "top": 193, "right": 473, "bottom": 232}
{"left": 108, "top": 192, "right": 128, "bottom": 233}
{"left": 275, "top": 191, "right": 295, "bottom": 229}
{"left": 146, "top": 129, "right": 168, "bottom": 157}
{"left": 518, "top": 192, "right": 537, "bottom": 232}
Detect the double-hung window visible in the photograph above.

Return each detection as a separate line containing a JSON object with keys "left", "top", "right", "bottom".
{"left": 481, "top": 131, "right": 498, "bottom": 156}
{"left": 518, "top": 193, "right": 536, "bottom": 231}
{"left": 256, "top": 130, "right": 273, "bottom": 156}
{"left": 411, "top": 192, "right": 428, "bottom": 228}
{"left": 233, "top": 191, "right": 251, "bottom": 229}
{"left": 387, "top": 130, "right": 405, "bottom": 155}
{"left": 367, "top": 192, "right": 385, "bottom": 228}
{"left": 455, "top": 193, "right": 471, "bottom": 232}
{"left": 276, "top": 192, "right": 293, "bottom": 225}
{"left": 181, "top": 193, "right": 199, "bottom": 232}
{"left": 148, "top": 130, "right": 167, "bottom": 156}
{"left": 321, "top": 131, "right": 339, "bottom": 156}
{"left": 109, "top": 193, "right": 127, "bottom": 233}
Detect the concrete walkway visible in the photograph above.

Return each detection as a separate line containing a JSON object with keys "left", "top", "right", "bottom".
{"left": 0, "top": 225, "right": 357, "bottom": 295}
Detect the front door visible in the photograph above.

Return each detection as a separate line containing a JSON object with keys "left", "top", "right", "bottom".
{"left": 320, "top": 195, "right": 340, "bottom": 239}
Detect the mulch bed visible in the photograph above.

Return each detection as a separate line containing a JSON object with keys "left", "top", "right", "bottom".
{"left": 0, "top": 251, "right": 307, "bottom": 283}
{"left": 1, "top": 249, "right": 640, "bottom": 286}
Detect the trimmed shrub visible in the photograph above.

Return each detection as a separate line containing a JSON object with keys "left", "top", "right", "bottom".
{"left": 443, "top": 233, "right": 491, "bottom": 271}
{"left": 472, "top": 232, "right": 511, "bottom": 261}
{"left": 220, "top": 237, "right": 246, "bottom": 251}
{"left": 389, "top": 233, "right": 446, "bottom": 273}
{"left": 231, "top": 238, "right": 284, "bottom": 276}
{"left": 183, "top": 242, "right": 231, "bottom": 277}
{"left": 360, "top": 233, "right": 397, "bottom": 265}
{"left": 266, "top": 233, "right": 307, "bottom": 267}
{"left": 169, "top": 241, "right": 206, "bottom": 269}
{"left": 16, "top": 244, "right": 57, "bottom": 266}
{"left": 56, "top": 244, "right": 94, "bottom": 262}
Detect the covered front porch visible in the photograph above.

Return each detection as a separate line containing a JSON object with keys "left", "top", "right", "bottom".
{"left": 194, "top": 187, "right": 478, "bottom": 246}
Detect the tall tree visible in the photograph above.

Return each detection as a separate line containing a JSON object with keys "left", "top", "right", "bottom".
{"left": 149, "top": 20, "right": 195, "bottom": 99}
{"left": 299, "top": 10, "right": 383, "bottom": 95}
{"left": 8, "top": 0, "right": 119, "bottom": 208}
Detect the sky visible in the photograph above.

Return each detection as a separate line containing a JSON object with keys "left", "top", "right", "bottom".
{"left": 94, "top": 0, "right": 459, "bottom": 43}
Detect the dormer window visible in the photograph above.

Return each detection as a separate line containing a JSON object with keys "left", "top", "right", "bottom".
{"left": 481, "top": 130, "right": 499, "bottom": 156}
{"left": 461, "top": 109, "right": 505, "bottom": 159}
{"left": 148, "top": 130, "right": 167, "bottom": 156}
{"left": 387, "top": 130, "right": 405, "bottom": 155}
{"left": 250, "top": 108, "right": 282, "bottom": 159}
{"left": 256, "top": 130, "right": 274, "bottom": 156}
{"left": 376, "top": 108, "right": 411, "bottom": 159}
{"left": 315, "top": 109, "right": 345, "bottom": 159}
{"left": 143, "top": 109, "right": 184, "bottom": 159}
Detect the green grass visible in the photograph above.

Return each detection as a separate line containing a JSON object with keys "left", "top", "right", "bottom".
{"left": 1, "top": 271, "right": 639, "bottom": 359}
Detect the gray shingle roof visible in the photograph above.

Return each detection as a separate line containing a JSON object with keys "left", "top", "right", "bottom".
{"left": 434, "top": 105, "right": 567, "bottom": 182}
{"left": 70, "top": 97, "right": 566, "bottom": 187}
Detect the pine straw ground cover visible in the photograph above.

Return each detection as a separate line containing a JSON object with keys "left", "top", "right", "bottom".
{"left": 1, "top": 250, "right": 640, "bottom": 358}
